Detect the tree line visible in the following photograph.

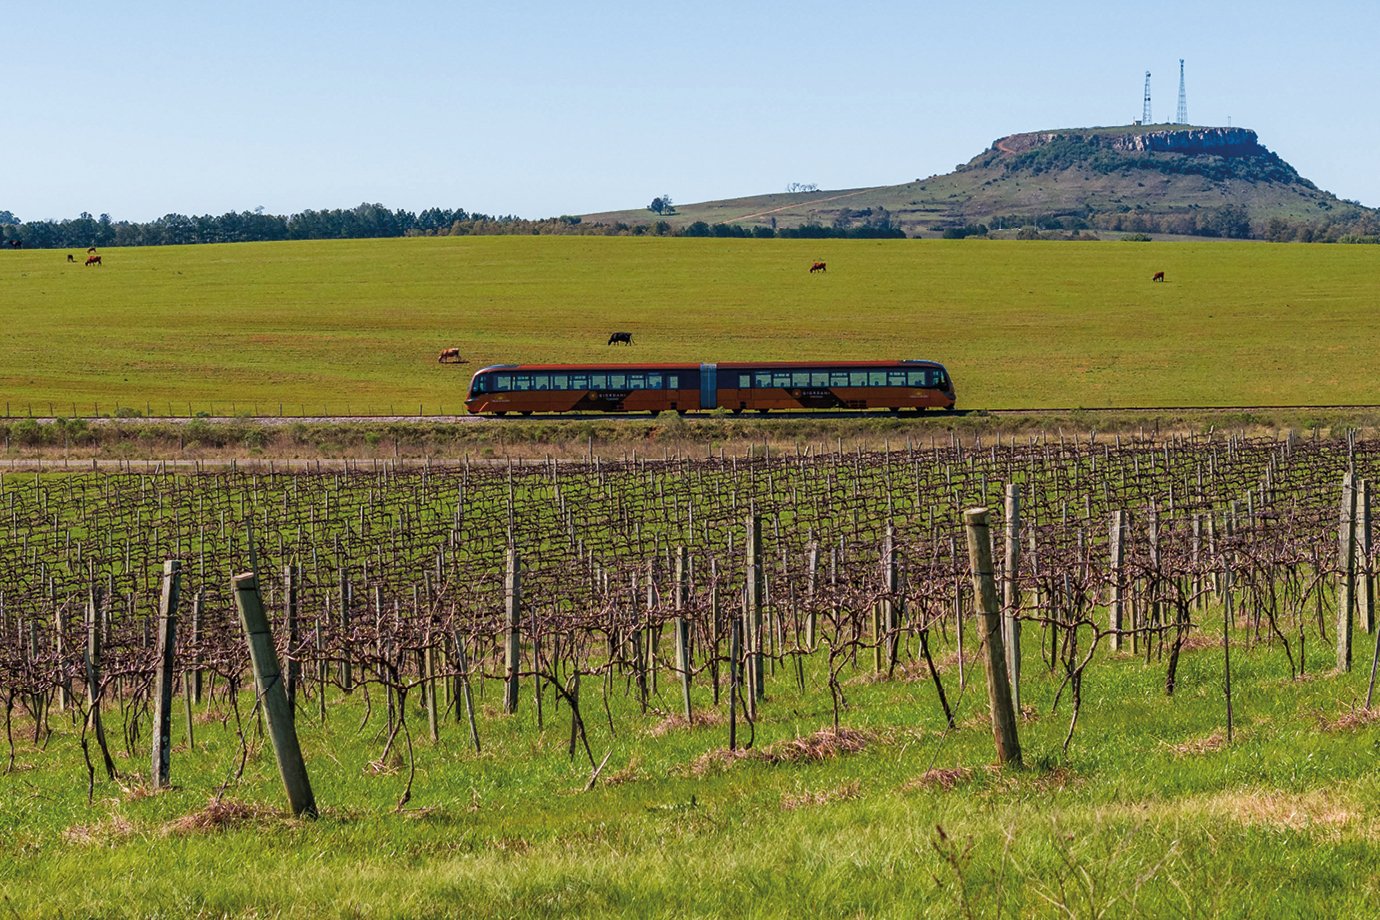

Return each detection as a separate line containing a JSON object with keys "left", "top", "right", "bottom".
{"left": 0, "top": 202, "right": 904, "bottom": 247}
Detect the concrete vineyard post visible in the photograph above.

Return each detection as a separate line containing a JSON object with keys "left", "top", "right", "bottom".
{"left": 1339, "top": 473, "right": 1357, "bottom": 672}
{"left": 150, "top": 560, "right": 181, "bottom": 790}
{"left": 746, "top": 513, "right": 764, "bottom": 702}
{"left": 1109, "top": 510, "right": 1127, "bottom": 652}
{"left": 674, "top": 545, "right": 692, "bottom": 723}
{"left": 1002, "top": 484, "right": 1022, "bottom": 711}
{"left": 963, "top": 508, "right": 1022, "bottom": 768}
{"left": 504, "top": 547, "right": 521, "bottom": 715}
{"left": 233, "top": 571, "right": 317, "bottom": 818}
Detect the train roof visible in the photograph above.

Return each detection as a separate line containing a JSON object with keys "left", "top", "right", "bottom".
{"left": 471, "top": 359, "right": 948, "bottom": 374}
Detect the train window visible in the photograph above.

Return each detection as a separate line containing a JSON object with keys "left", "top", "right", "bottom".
{"left": 868, "top": 371, "right": 887, "bottom": 387}
{"left": 629, "top": 374, "right": 646, "bottom": 389}
{"left": 653, "top": 373, "right": 666, "bottom": 389}
{"left": 609, "top": 374, "right": 627, "bottom": 389}
{"left": 888, "top": 371, "right": 907, "bottom": 386}
{"left": 470, "top": 376, "right": 487, "bottom": 394}
{"left": 773, "top": 372, "right": 792, "bottom": 387}
{"left": 570, "top": 374, "right": 588, "bottom": 389}
{"left": 792, "top": 371, "right": 810, "bottom": 387}
{"left": 830, "top": 371, "right": 849, "bottom": 387}
{"left": 591, "top": 373, "right": 607, "bottom": 388}
{"left": 811, "top": 371, "right": 829, "bottom": 386}
{"left": 849, "top": 371, "right": 868, "bottom": 387}
{"left": 740, "top": 374, "right": 752, "bottom": 388}
{"left": 754, "top": 372, "right": 773, "bottom": 388}
{"left": 494, "top": 374, "right": 512, "bottom": 391}
{"left": 551, "top": 374, "right": 569, "bottom": 389}
{"left": 514, "top": 375, "right": 532, "bottom": 390}
{"left": 907, "top": 370, "right": 926, "bottom": 387}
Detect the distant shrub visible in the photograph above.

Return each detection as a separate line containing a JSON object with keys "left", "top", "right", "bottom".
{"left": 1122, "top": 233, "right": 1153, "bottom": 242}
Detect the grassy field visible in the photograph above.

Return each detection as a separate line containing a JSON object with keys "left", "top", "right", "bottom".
{"left": 1, "top": 236, "right": 1377, "bottom": 416}
{"left": 4, "top": 631, "right": 1379, "bottom": 917}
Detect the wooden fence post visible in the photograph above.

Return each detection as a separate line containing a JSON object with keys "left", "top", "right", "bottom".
{"left": 233, "top": 571, "right": 317, "bottom": 818}
{"left": 963, "top": 508, "right": 1022, "bottom": 768}
{"left": 504, "top": 547, "right": 521, "bottom": 714}
{"left": 150, "top": 560, "right": 181, "bottom": 789}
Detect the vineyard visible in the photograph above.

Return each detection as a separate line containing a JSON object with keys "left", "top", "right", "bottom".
{"left": 4, "top": 429, "right": 1380, "bottom": 914}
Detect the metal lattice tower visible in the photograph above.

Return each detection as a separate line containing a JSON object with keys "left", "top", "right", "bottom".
{"left": 1176, "top": 59, "right": 1187, "bottom": 124}
{"left": 1142, "top": 71, "right": 1152, "bottom": 124}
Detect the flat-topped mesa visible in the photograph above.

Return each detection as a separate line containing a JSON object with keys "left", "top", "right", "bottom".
{"left": 994, "top": 126, "right": 1262, "bottom": 157}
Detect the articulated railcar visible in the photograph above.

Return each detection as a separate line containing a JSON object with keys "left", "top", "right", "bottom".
{"left": 463, "top": 360, "right": 955, "bottom": 416}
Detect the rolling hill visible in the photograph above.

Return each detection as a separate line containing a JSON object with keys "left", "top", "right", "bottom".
{"left": 586, "top": 125, "right": 1378, "bottom": 240}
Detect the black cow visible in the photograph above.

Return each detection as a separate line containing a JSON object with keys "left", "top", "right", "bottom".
{"left": 607, "top": 331, "right": 633, "bottom": 345}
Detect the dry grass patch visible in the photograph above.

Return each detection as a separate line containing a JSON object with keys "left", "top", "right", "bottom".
{"left": 1321, "top": 704, "right": 1380, "bottom": 732}
{"left": 760, "top": 728, "right": 871, "bottom": 764}
{"left": 63, "top": 814, "right": 137, "bottom": 846}
{"left": 781, "top": 780, "right": 862, "bottom": 810}
{"left": 1168, "top": 730, "right": 1228, "bottom": 757}
{"left": 688, "top": 728, "right": 871, "bottom": 776}
{"left": 649, "top": 710, "right": 725, "bottom": 736}
{"left": 1204, "top": 788, "right": 1364, "bottom": 840}
{"left": 903, "top": 767, "right": 973, "bottom": 792}
{"left": 163, "top": 798, "right": 279, "bottom": 835}
{"left": 603, "top": 756, "right": 642, "bottom": 787}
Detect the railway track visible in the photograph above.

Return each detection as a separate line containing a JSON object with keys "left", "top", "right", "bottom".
{"left": 7, "top": 405, "right": 1380, "bottom": 425}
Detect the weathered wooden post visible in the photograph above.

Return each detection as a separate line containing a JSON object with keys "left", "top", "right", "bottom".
{"left": 150, "top": 560, "right": 181, "bottom": 789}
{"left": 674, "top": 545, "right": 693, "bottom": 722}
{"left": 963, "top": 508, "right": 1022, "bottom": 768}
{"left": 503, "top": 547, "right": 522, "bottom": 714}
{"left": 1339, "top": 472, "right": 1358, "bottom": 671}
{"left": 233, "top": 571, "right": 317, "bottom": 818}
{"left": 1109, "top": 510, "right": 1127, "bottom": 652}
{"left": 1002, "top": 484, "right": 1022, "bottom": 711}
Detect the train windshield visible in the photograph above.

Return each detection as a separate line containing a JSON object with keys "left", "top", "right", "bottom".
{"left": 468, "top": 374, "right": 488, "bottom": 396}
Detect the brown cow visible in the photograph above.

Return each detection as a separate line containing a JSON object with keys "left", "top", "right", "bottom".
{"left": 1152, "top": 271, "right": 1165, "bottom": 282}
{"left": 607, "top": 331, "right": 633, "bottom": 345}
{"left": 67, "top": 254, "right": 76, "bottom": 263}
{"left": 85, "top": 255, "right": 102, "bottom": 267}
{"left": 437, "top": 347, "right": 464, "bottom": 364}
{"left": 809, "top": 261, "right": 827, "bottom": 273}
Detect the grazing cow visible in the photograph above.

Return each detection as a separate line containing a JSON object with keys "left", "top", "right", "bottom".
{"left": 1152, "top": 270, "right": 1165, "bottom": 282}
{"left": 809, "top": 261, "right": 826, "bottom": 273}
{"left": 7, "top": 240, "right": 20, "bottom": 249}
{"left": 85, "top": 255, "right": 102, "bottom": 267}
{"left": 437, "top": 347, "right": 463, "bottom": 364}
{"left": 67, "top": 254, "right": 76, "bottom": 263}
{"left": 87, "top": 247, "right": 97, "bottom": 253}
{"left": 608, "top": 331, "right": 633, "bottom": 346}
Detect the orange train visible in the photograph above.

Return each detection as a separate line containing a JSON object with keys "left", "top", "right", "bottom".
{"left": 463, "top": 360, "right": 955, "bottom": 416}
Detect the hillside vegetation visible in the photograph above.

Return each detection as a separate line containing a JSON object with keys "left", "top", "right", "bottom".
{"left": 587, "top": 125, "right": 1380, "bottom": 242}
{"left": 2, "top": 235, "right": 1379, "bottom": 416}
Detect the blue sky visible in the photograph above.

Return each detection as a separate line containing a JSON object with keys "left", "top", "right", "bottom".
{"left": 5, "top": 1, "right": 1377, "bottom": 221}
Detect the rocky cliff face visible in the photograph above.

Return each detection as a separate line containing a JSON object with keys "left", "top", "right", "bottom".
{"left": 994, "top": 126, "right": 1261, "bottom": 157}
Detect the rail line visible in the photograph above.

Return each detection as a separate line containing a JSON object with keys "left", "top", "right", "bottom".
{"left": 6, "top": 405, "right": 1380, "bottom": 425}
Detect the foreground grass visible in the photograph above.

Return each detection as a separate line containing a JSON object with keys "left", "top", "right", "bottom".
{"left": 4, "top": 626, "right": 1380, "bottom": 917}
{"left": 2, "top": 236, "right": 1379, "bottom": 415}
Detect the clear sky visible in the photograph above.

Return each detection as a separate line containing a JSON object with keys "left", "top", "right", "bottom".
{"left": 5, "top": 1, "right": 1377, "bottom": 222}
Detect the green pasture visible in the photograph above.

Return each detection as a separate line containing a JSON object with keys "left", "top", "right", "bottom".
{"left": 0, "top": 236, "right": 1376, "bottom": 415}
{"left": 4, "top": 629, "right": 1380, "bottom": 917}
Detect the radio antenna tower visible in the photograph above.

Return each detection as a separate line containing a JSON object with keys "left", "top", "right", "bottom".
{"left": 1142, "top": 70, "right": 1152, "bottom": 124}
{"left": 1176, "top": 59, "right": 1187, "bottom": 124}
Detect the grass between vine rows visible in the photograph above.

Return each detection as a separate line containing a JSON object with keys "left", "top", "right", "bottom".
{"left": 3, "top": 623, "right": 1379, "bottom": 918}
